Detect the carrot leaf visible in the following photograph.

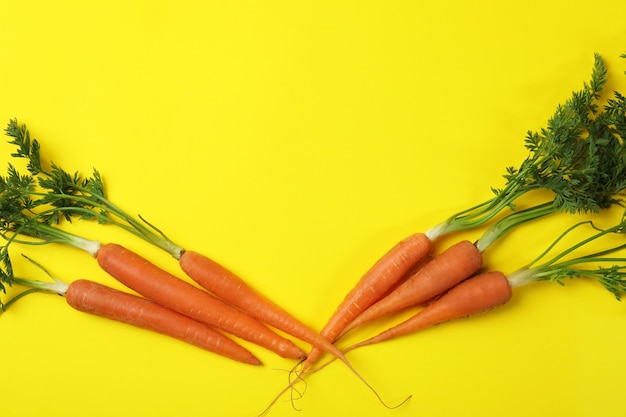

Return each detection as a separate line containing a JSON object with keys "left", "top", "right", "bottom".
{"left": 506, "top": 215, "right": 626, "bottom": 300}
{"left": 427, "top": 53, "right": 626, "bottom": 243}
{"left": 2, "top": 119, "right": 185, "bottom": 258}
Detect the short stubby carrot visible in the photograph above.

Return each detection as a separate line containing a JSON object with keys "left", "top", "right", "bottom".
{"left": 347, "top": 270, "right": 512, "bottom": 350}
{"left": 66, "top": 279, "right": 261, "bottom": 365}
{"left": 302, "top": 232, "right": 432, "bottom": 369}
{"left": 95, "top": 243, "right": 304, "bottom": 360}
{"left": 341, "top": 239, "right": 483, "bottom": 335}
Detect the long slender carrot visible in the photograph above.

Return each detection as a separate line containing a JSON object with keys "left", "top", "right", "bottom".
{"left": 95, "top": 243, "right": 305, "bottom": 360}
{"left": 344, "top": 270, "right": 512, "bottom": 351}
{"left": 65, "top": 279, "right": 261, "bottom": 365}
{"left": 340, "top": 239, "right": 483, "bottom": 336}
{"left": 180, "top": 250, "right": 352, "bottom": 356}
{"left": 301, "top": 232, "right": 432, "bottom": 370}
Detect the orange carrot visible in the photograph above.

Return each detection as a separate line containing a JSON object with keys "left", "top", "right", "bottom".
{"left": 346, "top": 271, "right": 512, "bottom": 351}
{"left": 340, "top": 239, "right": 483, "bottom": 336}
{"left": 96, "top": 243, "right": 305, "bottom": 360}
{"left": 65, "top": 279, "right": 261, "bottom": 365}
{"left": 301, "top": 232, "right": 432, "bottom": 369}
{"left": 180, "top": 250, "right": 352, "bottom": 358}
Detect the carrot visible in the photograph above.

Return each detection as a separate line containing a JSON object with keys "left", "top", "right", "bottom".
{"left": 96, "top": 243, "right": 305, "bottom": 359}
{"left": 340, "top": 239, "right": 483, "bottom": 336}
{"left": 301, "top": 232, "right": 432, "bottom": 370}
{"left": 179, "top": 250, "right": 348, "bottom": 355}
{"left": 344, "top": 271, "right": 512, "bottom": 351}
{"left": 65, "top": 279, "right": 262, "bottom": 365}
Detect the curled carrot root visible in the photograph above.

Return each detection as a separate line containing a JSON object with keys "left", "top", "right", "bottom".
{"left": 258, "top": 357, "right": 411, "bottom": 416}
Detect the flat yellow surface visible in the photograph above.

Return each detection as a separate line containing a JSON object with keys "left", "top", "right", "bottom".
{"left": 1, "top": 1, "right": 625, "bottom": 416}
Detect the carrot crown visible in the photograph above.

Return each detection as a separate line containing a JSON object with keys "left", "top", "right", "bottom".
{"left": 0, "top": 254, "right": 70, "bottom": 312}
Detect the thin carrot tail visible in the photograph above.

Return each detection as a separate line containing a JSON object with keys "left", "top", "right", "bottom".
{"left": 299, "top": 347, "right": 320, "bottom": 372}
{"left": 334, "top": 355, "right": 412, "bottom": 411}
{"left": 258, "top": 361, "right": 310, "bottom": 416}
{"left": 311, "top": 337, "right": 412, "bottom": 410}
{"left": 261, "top": 349, "right": 411, "bottom": 416}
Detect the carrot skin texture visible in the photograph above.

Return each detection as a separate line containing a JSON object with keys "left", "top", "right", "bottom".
{"left": 303, "top": 232, "right": 432, "bottom": 368}
{"left": 179, "top": 250, "right": 346, "bottom": 357}
{"left": 95, "top": 243, "right": 304, "bottom": 359}
{"left": 344, "top": 240, "right": 483, "bottom": 333}
{"left": 65, "top": 279, "right": 261, "bottom": 365}
{"left": 353, "top": 270, "right": 512, "bottom": 348}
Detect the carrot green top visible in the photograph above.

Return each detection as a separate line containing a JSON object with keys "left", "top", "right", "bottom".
{"left": 0, "top": 256, "right": 71, "bottom": 312}
{"left": 0, "top": 121, "right": 186, "bottom": 297}
{"left": 1, "top": 119, "right": 186, "bottom": 260}
{"left": 506, "top": 215, "right": 626, "bottom": 301}
{"left": 427, "top": 53, "right": 626, "bottom": 248}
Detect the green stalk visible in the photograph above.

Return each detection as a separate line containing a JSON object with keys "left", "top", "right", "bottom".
{"left": 12, "top": 221, "right": 102, "bottom": 256}
{"left": 425, "top": 53, "right": 623, "bottom": 242}
{"left": 0, "top": 216, "right": 101, "bottom": 292}
{"left": 474, "top": 201, "right": 561, "bottom": 252}
{"left": 23, "top": 193, "right": 183, "bottom": 258}
{"left": 425, "top": 184, "right": 527, "bottom": 240}
{"left": 0, "top": 256, "right": 69, "bottom": 312}
{"left": 506, "top": 218, "right": 626, "bottom": 300}
{"left": 3, "top": 118, "right": 185, "bottom": 259}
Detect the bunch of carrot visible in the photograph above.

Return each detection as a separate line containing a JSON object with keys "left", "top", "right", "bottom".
{"left": 0, "top": 158, "right": 353, "bottom": 366}
{"left": 297, "top": 52, "right": 626, "bottom": 371}
{"left": 0, "top": 122, "right": 377, "bottom": 383}
{"left": 259, "top": 52, "right": 626, "bottom": 411}
{"left": 1, "top": 52, "right": 625, "bottom": 412}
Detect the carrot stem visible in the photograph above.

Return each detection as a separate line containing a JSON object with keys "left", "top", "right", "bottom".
{"left": 475, "top": 201, "right": 558, "bottom": 252}
{"left": 494, "top": 216, "right": 626, "bottom": 299}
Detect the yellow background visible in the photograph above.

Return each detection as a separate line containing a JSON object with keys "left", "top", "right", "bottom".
{"left": 1, "top": 1, "right": 625, "bottom": 416}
